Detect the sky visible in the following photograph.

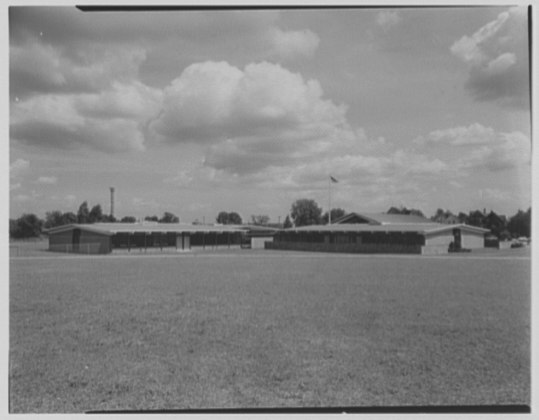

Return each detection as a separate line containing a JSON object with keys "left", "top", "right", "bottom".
{"left": 8, "top": 4, "right": 532, "bottom": 224}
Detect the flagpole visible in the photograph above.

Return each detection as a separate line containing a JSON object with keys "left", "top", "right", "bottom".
{"left": 328, "top": 176, "right": 332, "bottom": 225}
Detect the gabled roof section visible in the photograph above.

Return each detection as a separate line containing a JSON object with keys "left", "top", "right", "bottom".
{"left": 47, "top": 222, "right": 261, "bottom": 235}
{"left": 284, "top": 223, "right": 490, "bottom": 235}
{"left": 332, "top": 213, "right": 380, "bottom": 225}
{"left": 47, "top": 224, "right": 114, "bottom": 236}
{"left": 424, "top": 223, "right": 490, "bottom": 235}
{"left": 332, "top": 212, "right": 436, "bottom": 226}
{"left": 286, "top": 223, "right": 439, "bottom": 233}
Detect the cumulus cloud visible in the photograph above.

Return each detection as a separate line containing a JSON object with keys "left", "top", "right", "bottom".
{"left": 10, "top": 158, "right": 30, "bottom": 176}
{"left": 222, "top": 145, "right": 450, "bottom": 198}
{"left": 151, "top": 60, "right": 355, "bottom": 174}
{"left": 415, "top": 123, "right": 530, "bottom": 172}
{"left": 480, "top": 188, "right": 512, "bottom": 201}
{"left": 414, "top": 123, "right": 496, "bottom": 146}
{"left": 11, "top": 79, "right": 161, "bottom": 152}
{"left": 10, "top": 38, "right": 147, "bottom": 99}
{"left": 11, "top": 98, "right": 148, "bottom": 152}
{"left": 37, "top": 176, "right": 58, "bottom": 185}
{"left": 265, "top": 27, "right": 320, "bottom": 59}
{"left": 10, "top": 183, "right": 21, "bottom": 191}
{"left": 450, "top": 7, "right": 529, "bottom": 107}
{"left": 390, "top": 150, "right": 448, "bottom": 175}
{"left": 450, "top": 11, "right": 510, "bottom": 64}
{"left": 481, "top": 131, "right": 531, "bottom": 170}
{"left": 10, "top": 8, "right": 322, "bottom": 155}
{"left": 10, "top": 159, "right": 30, "bottom": 192}
{"left": 12, "top": 194, "right": 32, "bottom": 202}
{"left": 12, "top": 190, "right": 41, "bottom": 203}
{"left": 163, "top": 169, "right": 196, "bottom": 187}
{"left": 64, "top": 194, "right": 77, "bottom": 206}
{"left": 376, "top": 10, "right": 402, "bottom": 31}
{"left": 150, "top": 61, "right": 243, "bottom": 142}
{"left": 10, "top": 17, "right": 155, "bottom": 153}
{"left": 10, "top": 42, "right": 67, "bottom": 97}
{"left": 148, "top": 57, "right": 456, "bottom": 191}
{"left": 76, "top": 81, "right": 162, "bottom": 120}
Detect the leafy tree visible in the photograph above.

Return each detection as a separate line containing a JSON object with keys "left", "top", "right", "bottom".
{"left": 387, "top": 206, "right": 425, "bottom": 217}
{"left": 37, "top": 210, "right": 78, "bottom": 230}
{"left": 89, "top": 204, "right": 104, "bottom": 223}
{"left": 430, "top": 208, "right": 458, "bottom": 224}
{"left": 409, "top": 209, "right": 425, "bottom": 217}
{"left": 62, "top": 212, "right": 77, "bottom": 225}
{"left": 10, "top": 213, "right": 43, "bottom": 238}
{"left": 467, "top": 210, "right": 486, "bottom": 228}
{"left": 457, "top": 212, "right": 468, "bottom": 224}
{"left": 218, "top": 211, "right": 243, "bottom": 224}
{"left": 507, "top": 208, "right": 531, "bottom": 238}
{"left": 387, "top": 206, "right": 401, "bottom": 215}
{"left": 290, "top": 199, "right": 323, "bottom": 227}
{"left": 283, "top": 215, "right": 293, "bottom": 229}
{"left": 228, "top": 212, "right": 242, "bottom": 225}
{"left": 216, "top": 211, "right": 229, "bottom": 224}
{"left": 431, "top": 208, "right": 445, "bottom": 222}
{"left": 484, "top": 211, "right": 507, "bottom": 238}
{"left": 322, "top": 208, "right": 346, "bottom": 224}
{"left": 251, "top": 214, "right": 270, "bottom": 225}
{"left": 77, "top": 201, "right": 90, "bottom": 224}
{"left": 159, "top": 212, "right": 180, "bottom": 223}
{"left": 44, "top": 210, "right": 64, "bottom": 229}
{"left": 120, "top": 216, "right": 137, "bottom": 223}
{"left": 100, "top": 214, "right": 116, "bottom": 223}
{"left": 144, "top": 215, "right": 159, "bottom": 222}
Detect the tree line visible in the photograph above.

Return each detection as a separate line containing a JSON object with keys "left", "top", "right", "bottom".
{"left": 9, "top": 200, "right": 181, "bottom": 239}
{"left": 9, "top": 198, "right": 531, "bottom": 240}
{"left": 285, "top": 199, "right": 530, "bottom": 239}
{"left": 215, "top": 212, "right": 275, "bottom": 226}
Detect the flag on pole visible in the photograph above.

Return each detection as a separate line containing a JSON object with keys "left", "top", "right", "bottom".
{"left": 330, "top": 175, "right": 339, "bottom": 183}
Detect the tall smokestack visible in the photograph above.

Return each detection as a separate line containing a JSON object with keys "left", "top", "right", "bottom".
{"left": 109, "top": 187, "right": 115, "bottom": 219}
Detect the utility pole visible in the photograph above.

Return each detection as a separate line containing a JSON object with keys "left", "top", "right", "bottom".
{"left": 109, "top": 187, "right": 115, "bottom": 219}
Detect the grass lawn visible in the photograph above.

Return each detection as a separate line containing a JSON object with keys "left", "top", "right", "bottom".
{"left": 9, "top": 249, "right": 530, "bottom": 412}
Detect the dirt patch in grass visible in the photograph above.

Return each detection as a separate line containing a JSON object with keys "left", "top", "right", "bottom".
{"left": 9, "top": 252, "right": 530, "bottom": 412}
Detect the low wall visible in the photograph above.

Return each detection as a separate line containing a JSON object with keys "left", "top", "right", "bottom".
{"left": 49, "top": 242, "right": 108, "bottom": 254}
{"left": 265, "top": 241, "right": 422, "bottom": 254}
{"left": 251, "top": 237, "right": 273, "bottom": 249}
{"left": 421, "top": 244, "right": 449, "bottom": 255}
{"left": 461, "top": 232, "right": 485, "bottom": 249}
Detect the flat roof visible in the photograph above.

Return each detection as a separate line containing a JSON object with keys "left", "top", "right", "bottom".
{"left": 48, "top": 223, "right": 251, "bottom": 236}
{"left": 333, "top": 212, "right": 437, "bottom": 225}
{"left": 282, "top": 223, "right": 489, "bottom": 235}
{"left": 47, "top": 222, "right": 489, "bottom": 236}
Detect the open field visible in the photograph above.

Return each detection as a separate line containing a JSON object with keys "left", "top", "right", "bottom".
{"left": 9, "top": 248, "right": 530, "bottom": 412}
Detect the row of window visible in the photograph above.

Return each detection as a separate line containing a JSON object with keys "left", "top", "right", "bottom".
{"left": 111, "top": 231, "right": 245, "bottom": 248}
{"left": 275, "top": 231, "right": 425, "bottom": 246}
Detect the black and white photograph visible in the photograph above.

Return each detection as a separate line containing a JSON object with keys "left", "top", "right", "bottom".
{"left": 7, "top": 2, "right": 533, "bottom": 414}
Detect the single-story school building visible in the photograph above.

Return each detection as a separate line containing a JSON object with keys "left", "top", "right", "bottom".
{"left": 266, "top": 212, "right": 490, "bottom": 255}
{"left": 47, "top": 222, "right": 277, "bottom": 254}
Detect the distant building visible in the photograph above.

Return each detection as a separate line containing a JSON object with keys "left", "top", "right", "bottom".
{"left": 47, "top": 223, "right": 278, "bottom": 254}
{"left": 47, "top": 213, "right": 490, "bottom": 256}
{"left": 266, "top": 212, "right": 489, "bottom": 255}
